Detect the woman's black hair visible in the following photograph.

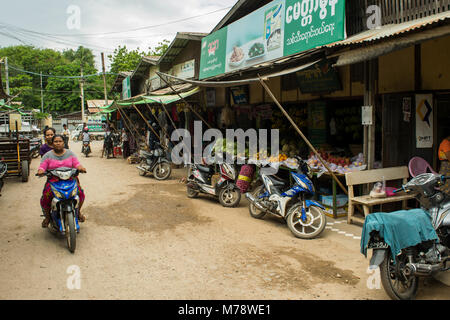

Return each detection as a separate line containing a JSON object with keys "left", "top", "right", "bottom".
{"left": 43, "top": 127, "right": 56, "bottom": 136}
{"left": 52, "top": 134, "right": 65, "bottom": 143}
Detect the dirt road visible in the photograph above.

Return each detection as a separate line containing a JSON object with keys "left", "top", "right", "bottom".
{"left": 0, "top": 141, "right": 448, "bottom": 300}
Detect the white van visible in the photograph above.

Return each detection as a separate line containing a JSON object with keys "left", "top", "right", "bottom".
{"left": 72, "top": 123, "right": 106, "bottom": 141}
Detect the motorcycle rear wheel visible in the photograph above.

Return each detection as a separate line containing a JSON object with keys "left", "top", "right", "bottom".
{"left": 286, "top": 204, "right": 326, "bottom": 239}
{"left": 153, "top": 162, "right": 171, "bottom": 180}
{"left": 379, "top": 250, "right": 419, "bottom": 300}
{"left": 65, "top": 212, "right": 76, "bottom": 253}
{"left": 218, "top": 187, "right": 241, "bottom": 207}
{"left": 187, "top": 185, "right": 199, "bottom": 198}
{"left": 248, "top": 185, "right": 267, "bottom": 219}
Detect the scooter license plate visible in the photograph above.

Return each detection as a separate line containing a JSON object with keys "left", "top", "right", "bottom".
{"left": 368, "top": 240, "right": 389, "bottom": 249}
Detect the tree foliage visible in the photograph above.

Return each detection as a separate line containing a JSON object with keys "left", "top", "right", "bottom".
{"left": 1, "top": 40, "right": 171, "bottom": 114}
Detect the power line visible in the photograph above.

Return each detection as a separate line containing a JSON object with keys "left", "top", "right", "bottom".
{"left": 0, "top": 6, "right": 231, "bottom": 38}
{"left": 3, "top": 27, "right": 116, "bottom": 54}
{"left": 4, "top": 63, "right": 119, "bottom": 79}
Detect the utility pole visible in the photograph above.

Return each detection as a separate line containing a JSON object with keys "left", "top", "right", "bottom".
{"left": 40, "top": 71, "right": 44, "bottom": 113}
{"left": 5, "top": 57, "right": 10, "bottom": 104}
{"left": 80, "top": 67, "right": 85, "bottom": 123}
{"left": 101, "top": 52, "right": 108, "bottom": 106}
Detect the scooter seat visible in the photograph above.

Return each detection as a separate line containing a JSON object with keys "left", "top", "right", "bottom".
{"left": 268, "top": 175, "right": 287, "bottom": 186}
{"left": 197, "top": 165, "right": 213, "bottom": 174}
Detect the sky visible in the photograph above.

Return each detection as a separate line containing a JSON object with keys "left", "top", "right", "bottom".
{"left": 0, "top": 0, "right": 239, "bottom": 69}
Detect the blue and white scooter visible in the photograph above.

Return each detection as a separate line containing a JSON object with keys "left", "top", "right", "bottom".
{"left": 38, "top": 168, "right": 82, "bottom": 253}
{"left": 246, "top": 158, "right": 326, "bottom": 239}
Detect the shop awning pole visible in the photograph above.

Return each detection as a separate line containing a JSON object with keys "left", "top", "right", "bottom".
{"left": 117, "top": 107, "right": 141, "bottom": 144}
{"left": 131, "top": 103, "right": 162, "bottom": 143}
{"left": 145, "top": 103, "right": 171, "bottom": 144}
{"left": 157, "top": 74, "right": 212, "bottom": 129}
{"left": 258, "top": 76, "right": 348, "bottom": 196}
{"left": 117, "top": 106, "right": 149, "bottom": 149}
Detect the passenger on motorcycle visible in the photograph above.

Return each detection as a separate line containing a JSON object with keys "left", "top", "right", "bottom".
{"left": 82, "top": 127, "right": 91, "bottom": 154}
{"left": 37, "top": 134, "right": 87, "bottom": 228}
{"left": 39, "top": 127, "right": 55, "bottom": 157}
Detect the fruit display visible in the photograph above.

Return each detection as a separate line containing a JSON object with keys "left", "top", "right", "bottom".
{"left": 272, "top": 105, "right": 308, "bottom": 158}
{"left": 331, "top": 106, "right": 362, "bottom": 143}
{"left": 307, "top": 151, "right": 367, "bottom": 174}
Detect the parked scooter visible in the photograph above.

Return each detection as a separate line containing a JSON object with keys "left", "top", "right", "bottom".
{"left": 37, "top": 168, "right": 84, "bottom": 253}
{"left": 0, "top": 159, "right": 7, "bottom": 196}
{"left": 245, "top": 157, "right": 327, "bottom": 239}
{"left": 136, "top": 143, "right": 172, "bottom": 180}
{"left": 186, "top": 162, "right": 241, "bottom": 207}
{"left": 364, "top": 173, "right": 450, "bottom": 300}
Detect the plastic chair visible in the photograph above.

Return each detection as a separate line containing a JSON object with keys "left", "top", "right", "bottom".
{"left": 408, "top": 156, "right": 437, "bottom": 177}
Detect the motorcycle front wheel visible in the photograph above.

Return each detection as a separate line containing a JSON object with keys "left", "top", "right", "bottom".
{"left": 248, "top": 185, "right": 267, "bottom": 219}
{"left": 218, "top": 186, "right": 241, "bottom": 207}
{"left": 286, "top": 204, "right": 326, "bottom": 239}
{"left": 379, "top": 250, "right": 419, "bottom": 300}
{"left": 138, "top": 160, "right": 146, "bottom": 176}
{"left": 65, "top": 212, "right": 76, "bottom": 253}
{"left": 153, "top": 162, "right": 171, "bottom": 180}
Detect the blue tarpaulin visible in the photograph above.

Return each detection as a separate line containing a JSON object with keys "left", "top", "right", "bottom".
{"left": 360, "top": 209, "right": 439, "bottom": 263}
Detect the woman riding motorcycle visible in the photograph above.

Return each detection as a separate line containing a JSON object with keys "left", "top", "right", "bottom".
{"left": 37, "top": 134, "right": 87, "bottom": 228}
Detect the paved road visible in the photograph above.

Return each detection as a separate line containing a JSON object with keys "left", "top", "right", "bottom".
{"left": 0, "top": 141, "right": 448, "bottom": 300}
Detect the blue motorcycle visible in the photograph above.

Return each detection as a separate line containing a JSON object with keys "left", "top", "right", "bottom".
{"left": 245, "top": 158, "right": 326, "bottom": 239}
{"left": 39, "top": 168, "right": 82, "bottom": 253}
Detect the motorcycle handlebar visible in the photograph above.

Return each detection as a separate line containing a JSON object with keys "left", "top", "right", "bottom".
{"left": 35, "top": 169, "right": 83, "bottom": 177}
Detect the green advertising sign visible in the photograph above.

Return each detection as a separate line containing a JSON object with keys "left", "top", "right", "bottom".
{"left": 284, "top": 0, "right": 346, "bottom": 56}
{"left": 199, "top": 27, "right": 228, "bottom": 79}
{"left": 199, "top": 0, "right": 346, "bottom": 80}
{"left": 122, "top": 76, "right": 131, "bottom": 99}
{"left": 296, "top": 59, "right": 342, "bottom": 93}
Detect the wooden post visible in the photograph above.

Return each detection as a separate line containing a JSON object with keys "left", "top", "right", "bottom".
{"left": 131, "top": 103, "right": 161, "bottom": 142}
{"left": 117, "top": 106, "right": 149, "bottom": 149}
{"left": 365, "top": 59, "right": 377, "bottom": 170}
{"left": 258, "top": 76, "right": 348, "bottom": 195}
{"left": 145, "top": 104, "right": 171, "bottom": 145}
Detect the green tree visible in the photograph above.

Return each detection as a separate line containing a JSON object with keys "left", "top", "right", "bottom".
{"left": 107, "top": 45, "right": 151, "bottom": 75}
{"left": 0, "top": 45, "right": 105, "bottom": 114}
{"left": 151, "top": 40, "right": 170, "bottom": 56}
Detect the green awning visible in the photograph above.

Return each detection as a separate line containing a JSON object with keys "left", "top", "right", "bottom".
{"left": 0, "top": 100, "right": 27, "bottom": 115}
{"left": 116, "top": 86, "right": 200, "bottom": 106}
{"left": 93, "top": 86, "right": 200, "bottom": 116}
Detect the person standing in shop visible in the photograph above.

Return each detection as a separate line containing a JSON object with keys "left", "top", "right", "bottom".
{"left": 438, "top": 136, "right": 450, "bottom": 195}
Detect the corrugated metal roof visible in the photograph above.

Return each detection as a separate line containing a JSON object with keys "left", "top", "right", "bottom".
{"left": 149, "top": 83, "right": 193, "bottom": 95}
{"left": 158, "top": 32, "right": 206, "bottom": 65}
{"left": 87, "top": 100, "right": 113, "bottom": 114}
{"left": 327, "top": 10, "right": 450, "bottom": 48}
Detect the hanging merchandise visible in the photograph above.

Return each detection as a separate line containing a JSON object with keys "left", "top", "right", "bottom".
{"left": 172, "top": 105, "right": 179, "bottom": 122}
{"left": 220, "top": 105, "right": 234, "bottom": 127}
